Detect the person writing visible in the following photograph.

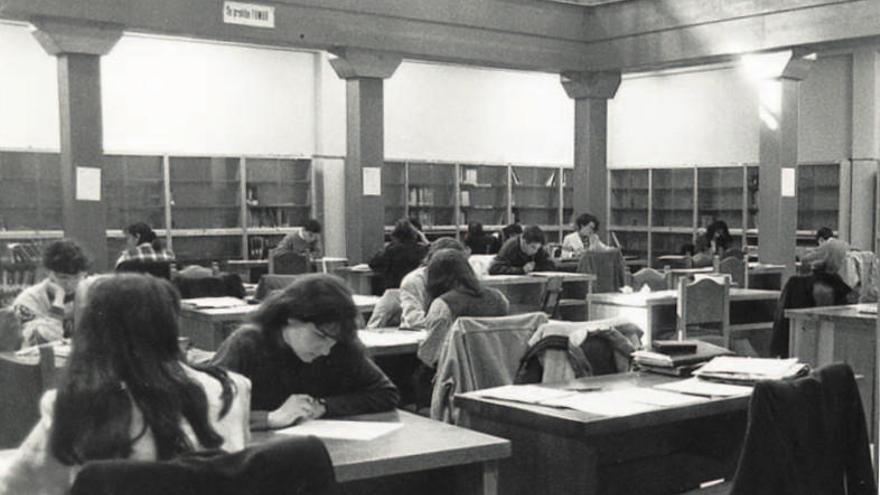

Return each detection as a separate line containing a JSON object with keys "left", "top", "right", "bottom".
{"left": 0, "top": 274, "right": 251, "bottom": 495}
{"left": 12, "top": 239, "right": 89, "bottom": 347}
{"left": 115, "top": 222, "right": 175, "bottom": 268}
{"left": 212, "top": 274, "right": 399, "bottom": 429}
{"left": 801, "top": 227, "right": 850, "bottom": 277}
{"left": 273, "top": 219, "right": 323, "bottom": 259}
{"left": 399, "top": 237, "right": 468, "bottom": 330}
{"left": 561, "top": 213, "right": 607, "bottom": 257}
{"left": 488, "top": 225, "right": 555, "bottom": 275}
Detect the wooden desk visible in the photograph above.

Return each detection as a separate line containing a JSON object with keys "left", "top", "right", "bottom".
{"left": 480, "top": 273, "right": 595, "bottom": 319}
{"left": 665, "top": 263, "right": 784, "bottom": 291}
{"left": 786, "top": 304, "right": 877, "bottom": 445}
{"left": 358, "top": 329, "right": 426, "bottom": 357}
{"left": 336, "top": 265, "right": 380, "bottom": 295}
{"left": 225, "top": 259, "right": 269, "bottom": 283}
{"left": 179, "top": 295, "right": 380, "bottom": 350}
{"left": 252, "top": 410, "right": 510, "bottom": 495}
{"left": 588, "top": 288, "right": 779, "bottom": 350}
{"left": 456, "top": 373, "right": 749, "bottom": 495}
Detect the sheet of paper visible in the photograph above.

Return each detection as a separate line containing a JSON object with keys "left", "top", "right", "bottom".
{"left": 654, "top": 378, "right": 753, "bottom": 398}
{"left": 540, "top": 390, "right": 661, "bottom": 416}
{"left": 694, "top": 356, "right": 803, "bottom": 381}
{"left": 76, "top": 167, "right": 101, "bottom": 201}
{"left": 181, "top": 296, "right": 247, "bottom": 309}
{"left": 476, "top": 384, "right": 577, "bottom": 405}
{"left": 363, "top": 168, "right": 381, "bottom": 196}
{"left": 357, "top": 330, "right": 426, "bottom": 348}
{"left": 781, "top": 168, "right": 796, "bottom": 197}
{"left": 276, "top": 420, "right": 402, "bottom": 441}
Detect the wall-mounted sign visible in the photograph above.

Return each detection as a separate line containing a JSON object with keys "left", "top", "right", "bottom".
{"left": 76, "top": 167, "right": 101, "bottom": 201}
{"left": 223, "top": 2, "right": 275, "bottom": 28}
{"left": 781, "top": 167, "right": 795, "bottom": 197}
{"left": 363, "top": 168, "right": 381, "bottom": 196}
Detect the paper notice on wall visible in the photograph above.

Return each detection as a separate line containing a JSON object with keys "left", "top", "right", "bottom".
{"left": 781, "top": 168, "right": 795, "bottom": 197}
{"left": 76, "top": 167, "right": 101, "bottom": 201}
{"left": 223, "top": 1, "right": 275, "bottom": 28}
{"left": 363, "top": 168, "right": 381, "bottom": 196}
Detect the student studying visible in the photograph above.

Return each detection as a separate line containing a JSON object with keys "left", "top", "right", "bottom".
{"left": 0, "top": 274, "right": 251, "bottom": 495}
{"left": 489, "top": 225, "right": 556, "bottom": 275}
{"left": 211, "top": 274, "right": 399, "bottom": 430}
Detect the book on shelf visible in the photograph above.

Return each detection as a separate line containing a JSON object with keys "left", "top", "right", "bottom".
{"left": 544, "top": 172, "right": 556, "bottom": 187}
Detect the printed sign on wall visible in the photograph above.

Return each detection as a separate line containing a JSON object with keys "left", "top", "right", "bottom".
{"left": 223, "top": 2, "right": 276, "bottom": 28}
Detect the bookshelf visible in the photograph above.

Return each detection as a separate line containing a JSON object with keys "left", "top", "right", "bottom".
{"left": 0, "top": 151, "right": 62, "bottom": 231}
{"left": 408, "top": 162, "right": 457, "bottom": 228}
{"left": 608, "top": 163, "right": 843, "bottom": 266}
{"left": 511, "top": 166, "right": 560, "bottom": 228}
{"left": 245, "top": 158, "right": 311, "bottom": 228}
{"left": 104, "top": 154, "right": 165, "bottom": 230}
{"left": 383, "top": 161, "right": 407, "bottom": 225}
{"left": 169, "top": 157, "right": 241, "bottom": 229}
{"left": 459, "top": 164, "right": 508, "bottom": 227}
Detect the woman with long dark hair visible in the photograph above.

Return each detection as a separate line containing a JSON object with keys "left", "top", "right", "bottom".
{"left": 0, "top": 274, "right": 250, "bottom": 495}
{"left": 212, "top": 274, "right": 399, "bottom": 430}
{"left": 368, "top": 219, "right": 428, "bottom": 289}
{"left": 417, "top": 249, "right": 509, "bottom": 369}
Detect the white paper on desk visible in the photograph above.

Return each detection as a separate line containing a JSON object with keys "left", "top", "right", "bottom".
{"left": 654, "top": 378, "right": 753, "bottom": 398}
{"left": 540, "top": 390, "right": 660, "bottom": 416}
{"left": 357, "top": 330, "right": 426, "bottom": 348}
{"left": 694, "top": 356, "right": 803, "bottom": 382}
{"left": 181, "top": 296, "right": 247, "bottom": 309}
{"left": 476, "top": 384, "right": 577, "bottom": 405}
{"left": 276, "top": 420, "right": 402, "bottom": 441}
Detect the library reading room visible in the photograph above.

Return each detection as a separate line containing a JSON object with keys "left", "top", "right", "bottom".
{"left": 0, "top": 1, "right": 879, "bottom": 494}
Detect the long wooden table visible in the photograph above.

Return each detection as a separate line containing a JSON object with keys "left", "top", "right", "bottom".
{"left": 480, "top": 272, "right": 595, "bottom": 319}
{"left": 786, "top": 304, "right": 878, "bottom": 451}
{"left": 588, "top": 288, "right": 779, "bottom": 350}
{"left": 252, "top": 410, "right": 510, "bottom": 495}
{"left": 456, "top": 373, "right": 749, "bottom": 495}
{"left": 179, "top": 295, "right": 380, "bottom": 350}
{"left": 665, "top": 263, "right": 785, "bottom": 290}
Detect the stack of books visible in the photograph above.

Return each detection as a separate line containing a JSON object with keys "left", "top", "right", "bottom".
{"left": 632, "top": 340, "right": 734, "bottom": 377}
{"left": 693, "top": 356, "right": 809, "bottom": 385}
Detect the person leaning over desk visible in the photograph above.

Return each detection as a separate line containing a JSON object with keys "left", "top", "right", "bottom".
{"left": 273, "top": 219, "right": 323, "bottom": 259}
{"left": 561, "top": 213, "right": 607, "bottom": 258}
{"left": 115, "top": 222, "right": 175, "bottom": 268}
{"left": 0, "top": 274, "right": 251, "bottom": 495}
{"left": 212, "top": 274, "right": 399, "bottom": 430}
{"left": 12, "top": 239, "right": 89, "bottom": 347}
{"left": 398, "top": 237, "right": 468, "bottom": 330}
{"left": 488, "top": 225, "right": 556, "bottom": 275}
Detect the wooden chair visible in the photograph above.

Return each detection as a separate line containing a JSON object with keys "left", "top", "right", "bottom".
{"left": 676, "top": 276, "right": 731, "bottom": 349}
{"left": 269, "top": 251, "right": 309, "bottom": 275}
{"left": 718, "top": 256, "right": 747, "bottom": 288}
{"left": 632, "top": 267, "right": 669, "bottom": 291}
{"left": 116, "top": 259, "right": 172, "bottom": 279}
{"left": 0, "top": 345, "right": 56, "bottom": 448}
{"left": 540, "top": 276, "right": 564, "bottom": 318}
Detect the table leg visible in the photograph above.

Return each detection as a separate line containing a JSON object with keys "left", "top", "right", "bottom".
{"left": 480, "top": 460, "right": 499, "bottom": 495}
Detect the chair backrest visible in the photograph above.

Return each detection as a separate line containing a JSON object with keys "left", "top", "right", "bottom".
{"left": 540, "top": 276, "right": 564, "bottom": 318}
{"left": 729, "top": 363, "right": 875, "bottom": 495}
{"left": 676, "top": 276, "right": 730, "bottom": 349}
{"left": 0, "top": 307, "right": 22, "bottom": 351}
{"left": 174, "top": 273, "right": 245, "bottom": 299}
{"left": 70, "top": 435, "right": 337, "bottom": 495}
{"left": 0, "top": 346, "right": 55, "bottom": 448}
{"left": 269, "top": 251, "right": 309, "bottom": 275}
{"left": 431, "top": 312, "right": 548, "bottom": 423}
{"left": 718, "top": 256, "right": 747, "bottom": 288}
{"left": 632, "top": 267, "right": 669, "bottom": 291}
{"left": 116, "top": 259, "right": 172, "bottom": 279}
{"left": 577, "top": 248, "right": 626, "bottom": 293}
{"left": 255, "top": 274, "right": 304, "bottom": 301}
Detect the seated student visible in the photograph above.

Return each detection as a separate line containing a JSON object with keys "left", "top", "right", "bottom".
{"left": 399, "top": 237, "right": 467, "bottom": 330}
{"left": 212, "top": 274, "right": 399, "bottom": 430}
{"left": 690, "top": 234, "right": 714, "bottom": 268}
{"left": 801, "top": 227, "right": 850, "bottom": 277}
{"left": 489, "top": 225, "right": 556, "bottom": 275}
{"left": 0, "top": 274, "right": 251, "bottom": 495}
{"left": 273, "top": 219, "right": 323, "bottom": 259}
{"left": 12, "top": 239, "right": 89, "bottom": 347}
{"left": 561, "top": 213, "right": 607, "bottom": 257}
{"left": 463, "top": 222, "right": 499, "bottom": 255}
{"left": 417, "top": 249, "right": 509, "bottom": 369}
{"left": 500, "top": 222, "right": 523, "bottom": 243}
{"left": 369, "top": 219, "right": 428, "bottom": 289}
{"left": 115, "top": 222, "right": 175, "bottom": 268}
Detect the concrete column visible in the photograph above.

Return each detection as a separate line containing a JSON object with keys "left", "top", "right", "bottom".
{"left": 561, "top": 71, "right": 621, "bottom": 241}
{"left": 756, "top": 52, "right": 813, "bottom": 279}
{"left": 329, "top": 48, "right": 401, "bottom": 263}
{"left": 850, "top": 47, "right": 878, "bottom": 251}
{"left": 31, "top": 17, "right": 122, "bottom": 271}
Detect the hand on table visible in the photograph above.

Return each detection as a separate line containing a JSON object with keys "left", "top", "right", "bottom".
{"left": 267, "top": 394, "right": 326, "bottom": 429}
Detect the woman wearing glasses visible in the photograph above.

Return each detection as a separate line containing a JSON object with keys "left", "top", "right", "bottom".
{"left": 212, "top": 274, "right": 399, "bottom": 430}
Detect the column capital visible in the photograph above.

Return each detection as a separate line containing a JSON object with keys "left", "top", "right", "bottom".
{"left": 329, "top": 48, "right": 402, "bottom": 80}
{"left": 560, "top": 70, "right": 621, "bottom": 100}
{"left": 31, "top": 16, "right": 123, "bottom": 56}
{"left": 744, "top": 50, "right": 814, "bottom": 82}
